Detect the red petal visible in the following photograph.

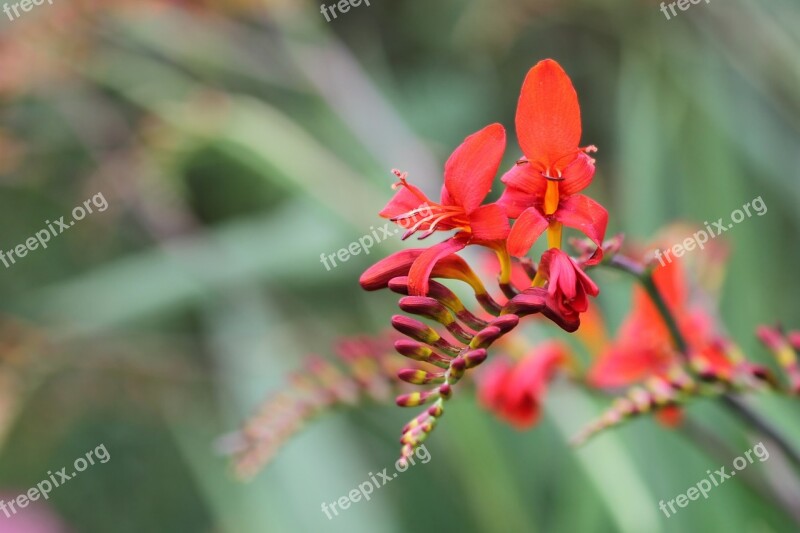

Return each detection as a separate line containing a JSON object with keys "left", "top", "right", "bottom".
{"left": 500, "top": 161, "right": 547, "bottom": 197}
{"left": 695, "top": 343, "right": 734, "bottom": 380}
{"left": 502, "top": 342, "right": 567, "bottom": 428}
{"left": 468, "top": 203, "right": 510, "bottom": 242}
{"left": 477, "top": 358, "right": 514, "bottom": 410}
{"left": 359, "top": 249, "right": 424, "bottom": 291}
{"left": 360, "top": 247, "right": 481, "bottom": 293}
{"left": 554, "top": 194, "right": 608, "bottom": 262}
{"left": 588, "top": 342, "right": 668, "bottom": 388}
{"left": 443, "top": 123, "right": 506, "bottom": 213}
{"left": 516, "top": 59, "right": 582, "bottom": 172}
{"left": 559, "top": 152, "right": 596, "bottom": 196}
{"left": 497, "top": 184, "right": 539, "bottom": 219}
{"left": 630, "top": 259, "right": 687, "bottom": 329}
{"left": 540, "top": 249, "right": 577, "bottom": 299}
{"left": 408, "top": 237, "right": 468, "bottom": 296}
{"left": 506, "top": 207, "right": 548, "bottom": 257}
{"left": 379, "top": 185, "right": 432, "bottom": 220}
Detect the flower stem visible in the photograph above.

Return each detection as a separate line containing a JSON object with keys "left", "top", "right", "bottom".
{"left": 605, "top": 254, "right": 800, "bottom": 472}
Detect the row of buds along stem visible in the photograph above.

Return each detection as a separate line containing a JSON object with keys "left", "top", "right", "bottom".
{"left": 757, "top": 325, "right": 800, "bottom": 394}
{"left": 573, "top": 333, "right": 794, "bottom": 446}
{"left": 226, "top": 334, "right": 417, "bottom": 478}
{"left": 378, "top": 266, "right": 581, "bottom": 461}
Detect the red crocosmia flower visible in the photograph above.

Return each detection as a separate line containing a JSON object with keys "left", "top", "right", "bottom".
{"left": 478, "top": 341, "right": 568, "bottom": 429}
{"left": 498, "top": 59, "right": 607, "bottom": 259}
{"left": 537, "top": 249, "right": 599, "bottom": 323}
{"left": 588, "top": 258, "right": 733, "bottom": 389}
{"left": 378, "top": 123, "right": 510, "bottom": 296}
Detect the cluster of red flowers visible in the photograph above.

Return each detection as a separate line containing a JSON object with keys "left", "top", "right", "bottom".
{"left": 232, "top": 60, "right": 800, "bottom": 475}
{"left": 360, "top": 59, "right": 612, "bottom": 459}
{"left": 369, "top": 59, "right": 606, "bottom": 307}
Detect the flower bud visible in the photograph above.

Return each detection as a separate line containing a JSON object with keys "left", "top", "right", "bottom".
{"left": 396, "top": 389, "right": 439, "bottom": 407}
{"left": 394, "top": 340, "right": 451, "bottom": 368}
{"left": 398, "top": 368, "right": 446, "bottom": 385}
{"left": 389, "top": 277, "right": 488, "bottom": 330}
{"left": 398, "top": 296, "right": 474, "bottom": 343}
{"left": 391, "top": 315, "right": 460, "bottom": 355}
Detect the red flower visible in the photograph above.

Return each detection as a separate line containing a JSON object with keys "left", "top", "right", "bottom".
{"left": 498, "top": 59, "right": 607, "bottom": 259}
{"left": 478, "top": 341, "right": 568, "bottom": 428}
{"left": 378, "top": 123, "right": 510, "bottom": 295}
{"left": 589, "top": 258, "right": 732, "bottom": 388}
{"left": 537, "top": 249, "right": 599, "bottom": 323}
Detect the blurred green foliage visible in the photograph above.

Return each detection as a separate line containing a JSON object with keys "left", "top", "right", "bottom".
{"left": 0, "top": 0, "right": 798, "bottom": 531}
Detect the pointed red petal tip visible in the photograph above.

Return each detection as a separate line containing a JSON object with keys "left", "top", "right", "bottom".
{"left": 554, "top": 194, "right": 608, "bottom": 262}
{"left": 443, "top": 123, "right": 506, "bottom": 213}
{"left": 516, "top": 59, "right": 582, "bottom": 173}
{"left": 379, "top": 185, "right": 427, "bottom": 221}
{"left": 506, "top": 207, "right": 549, "bottom": 257}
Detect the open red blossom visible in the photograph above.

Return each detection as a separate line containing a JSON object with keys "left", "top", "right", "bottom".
{"left": 538, "top": 249, "right": 599, "bottom": 322}
{"left": 498, "top": 59, "right": 607, "bottom": 259}
{"left": 477, "top": 341, "right": 568, "bottom": 429}
{"left": 377, "top": 123, "right": 510, "bottom": 295}
{"left": 588, "top": 258, "right": 733, "bottom": 388}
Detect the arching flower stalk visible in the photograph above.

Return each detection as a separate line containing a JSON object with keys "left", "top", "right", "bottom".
{"left": 573, "top": 249, "right": 800, "bottom": 449}
{"left": 232, "top": 58, "right": 800, "bottom": 479}
{"left": 360, "top": 58, "right": 609, "bottom": 461}
{"left": 373, "top": 265, "right": 581, "bottom": 460}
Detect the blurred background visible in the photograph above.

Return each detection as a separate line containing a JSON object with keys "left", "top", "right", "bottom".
{"left": 0, "top": 0, "right": 799, "bottom": 531}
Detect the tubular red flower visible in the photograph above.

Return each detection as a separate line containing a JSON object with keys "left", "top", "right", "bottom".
{"left": 478, "top": 341, "right": 568, "bottom": 429}
{"left": 499, "top": 59, "right": 606, "bottom": 259}
{"left": 538, "top": 249, "right": 599, "bottom": 320}
{"left": 588, "top": 258, "right": 733, "bottom": 388}
{"left": 379, "top": 123, "right": 509, "bottom": 242}
{"left": 371, "top": 123, "right": 512, "bottom": 295}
